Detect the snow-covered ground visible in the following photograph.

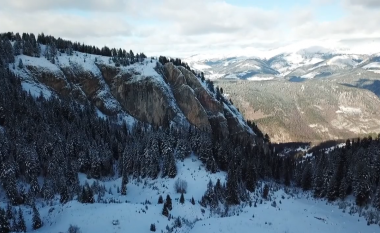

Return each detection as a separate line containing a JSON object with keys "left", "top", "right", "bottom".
{"left": 4, "top": 154, "right": 377, "bottom": 233}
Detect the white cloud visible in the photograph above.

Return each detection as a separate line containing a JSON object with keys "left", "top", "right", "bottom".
{"left": 344, "top": 0, "right": 380, "bottom": 8}
{"left": 0, "top": 0, "right": 379, "bottom": 57}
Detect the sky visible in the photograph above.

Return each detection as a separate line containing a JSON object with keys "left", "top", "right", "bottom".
{"left": 0, "top": 0, "right": 380, "bottom": 58}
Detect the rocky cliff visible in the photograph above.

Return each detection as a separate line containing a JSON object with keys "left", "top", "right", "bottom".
{"left": 11, "top": 52, "right": 254, "bottom": 140}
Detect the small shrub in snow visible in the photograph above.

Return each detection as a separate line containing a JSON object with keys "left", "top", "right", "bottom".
{"left": 271, "top": 201, "right": 277, "bottom": 208}
{"left": 174, "top": 178, "right": 188, "bottom": 194}
{"left": 191, "top": 197, "right": 195, "bottom": 205}
{"left": 174, "top": 217, "right": 182, "bottom": 228}
{"left": 150, "top": 223, "right": 156, "bottom": 232}
{"left": 112, "top": 220, "right": 119, "bottom": 225}
{"left": 67, "top": 224, "right": 81, "bottom": 233}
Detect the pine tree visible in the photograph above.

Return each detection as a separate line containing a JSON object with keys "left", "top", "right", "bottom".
{"left": 162, "top": 203, "right": 169, "bottom": 217}
{"left": 180, "top": 193, "right": 185, "bottom": 204}
{"left": 174, "top": 217, "right": 182, "bottom": 228}
{"left": 121, "top": 170, "right": 128, "bottom": 196}
{"left": 354, "top": 160, "right": 371, "bottom": 206}
{"left": 32, "top": 205, "right": 43, "bottom": 230}
{"left": 5, "top": 204, "right": 12, "bottom": 220}
{"left": 17, "top": 208, "right": 26, "bottom": 232}
{"left": 374, "top": 185, "right": 380, "bottom": 210}
{"left": 18, "top": 58, "right": 23, "bottom": 69}
{"left": 166, "top": 195, "right": 172, "bottom": 210}
{"left": 301, "top": 163, "right": 313, "bottom": 191}
{"left": 158, "top": 195, "right": 163, "bottom": 204}
{"left": 162, "top": 146, "right": 177, "bottom": 178}
{"left": 226, "top": 165, "right": 239, "bottom": 205}
{"left": 0, "top": 208, "right": 10, "bottom": 233}
{"left": 191, "top": 197, "right": 195, "bottom": 205}
{"left": 150, "top": 223, "right": 156, "bottom": 232}
{"left": 60, "top": 186, "right": 69, "bottom": 204}
{"left": 262, "top": 184, "right": 269, "bottom": 199}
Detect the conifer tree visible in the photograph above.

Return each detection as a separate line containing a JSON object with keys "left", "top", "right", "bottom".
{"left": 180, "top": 193, "right": 185, "bottom": 204}
{"left": 32, "top": 205, "right": 43, "bottom": 230}
{"left": 162, "top": 203, "right": 169, "bottom": 217}
{"left": 166, "top": 195, "right": 172, "bottom": 210}
{"left": 18, "top": 58, "right": 23, "bottom": 69}
{"left": 17, "top": 208, "right": 26, "bottom": 233}
{"left": 191, "top": 197, "right": 195, "bottom": 205}
{"left": 121, "top": 170, "right": 128, "bottom": 196}
{"left": 158, "top": 195, "right": 163, "bottom": 204}
{"left": 374, "top": 185, "right": 380, "bottom": 210}
{"left": 0, "top": 208, "right": 10, "bottom": 233}
{"left": 226, "top": 165, "right": 239, "bottom": 205}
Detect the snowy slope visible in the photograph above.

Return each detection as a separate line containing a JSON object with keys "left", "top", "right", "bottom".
{"left": 16, "top": 156, "right": 377, "bottom": 233}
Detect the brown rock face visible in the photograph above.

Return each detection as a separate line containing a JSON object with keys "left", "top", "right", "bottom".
{"left": 26, "top": 65, "right": 71, "bottom": 96}
{"left": 163, "top": 63, "right": 211, "bottom": 130}
{"left": 113, "top": 75, "right": 177, "bottom": 127}
{"left": 59, "top": 65, "right": 120, "bottom": 115}
{"left": 163, "top": 63, "right": 252, "bottom": 139}
{"left": 178, "top": 67, "right": 223, "bottom": 114}
{"left": 21, "top": 59, "right": 254, "bottom": 140}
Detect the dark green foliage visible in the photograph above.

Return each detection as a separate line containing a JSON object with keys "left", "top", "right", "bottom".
{"left": 17, "top": 208, "right": 26, "bottom": 232}
{"left": 262, "top": 184, "right": 269, "bottom": 199}
{"left": 17, "top": 58, "right": 23, "bottom": 69}
{"left": 191, "top": 197, "right": 195, "bottom": 205}
{"left": 301, "top": 163, "right": 313, "bottom": 191}
{"left": 32, "top": 206, "right": 43, "bottom": 230}
{"left": 68, "top": 224, "right": 81, "bottom": 233}
{"left": 0, "top": 208, "right": 10, "bottom": 233}
{"left": 162, "top": 203, "right": 169, "bottom": 217}
{"left": 226, "top": 165, "right": 240, "bottom": 205}
{"left": 79, "top": 182, "right": 94, "bottom": 204}
{"left": 121, "top": 171, "right": 128, "bottom": 196}
{"left": 200, "top": 180, "right": 218, "bottom": 209}
{"left": 60, "top": 186, "right": 69, "bottom": 204}
{"left": 5, "top": 204, "right": 12, "bottom": 220}
{"left": 180, "top": 193, "right": 185, "bottom": 204}
{"left": 150, "top": 223, "right": 156, "bottom": 232}
{"left": 158, "top": 195, "right": 163, "bottom": 204}
{"left": 174, "top": 217, "right": 182, "bottom": 228}
{"left": 165, "top": 195, "right": 172, "bottom": 211}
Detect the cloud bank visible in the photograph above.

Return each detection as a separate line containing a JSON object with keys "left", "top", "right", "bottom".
{"left": 0, "top": 0, "right": 379, "bottom": 57}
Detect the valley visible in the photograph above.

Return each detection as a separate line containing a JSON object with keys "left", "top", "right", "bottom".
{"left": 187, "top": 49, "right": 380, "bottom": 143}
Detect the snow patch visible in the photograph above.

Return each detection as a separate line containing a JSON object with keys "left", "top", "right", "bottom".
{"left": 247, "top": 77, "right": 274, "bottom": 81}
{"left": 21, "top": 81, "right": 52, "bottom": 99}
{"left": 336, "top": 106, "right": 362, "bottom": 115}
{"left": 363, "top": 62, "right": 380, "bottom": 69}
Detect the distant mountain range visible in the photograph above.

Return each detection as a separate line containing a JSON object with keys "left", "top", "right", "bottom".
{"left": 185, "top": 47, "right": 380, "bottom": 143}
{"left": 184, "top": 47, "right": 380, "bottom": 82}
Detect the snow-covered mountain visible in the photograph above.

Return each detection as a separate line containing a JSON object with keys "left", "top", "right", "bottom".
{"left": 9, "top": 48, "right": 254, "bottom": 139}
{"left": 184, "top": 46, "right": 374, "bottom": 80}
{"left": 285, "top": 54, "right": 366, "bottom": 80}
{"left": 185, "top": 56, "right": 279, "bottom": 80}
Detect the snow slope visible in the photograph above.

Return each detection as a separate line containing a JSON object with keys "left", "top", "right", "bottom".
{"left": 9, "top": 155, "right": 377, "bottom": 233}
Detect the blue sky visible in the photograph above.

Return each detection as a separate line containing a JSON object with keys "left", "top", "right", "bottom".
{"left": 0, "top": 0, "right": 379, "bottom": 57}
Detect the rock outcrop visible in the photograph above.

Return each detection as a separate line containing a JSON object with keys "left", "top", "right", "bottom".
{"left": 16, "top": 55, "right": 254, "bottom": 140}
